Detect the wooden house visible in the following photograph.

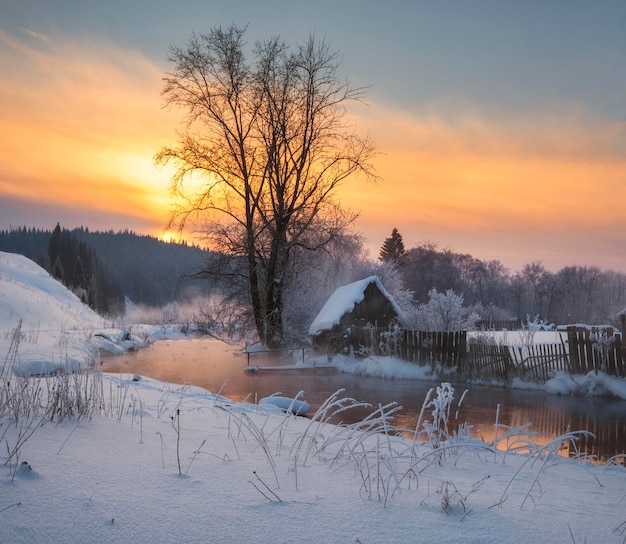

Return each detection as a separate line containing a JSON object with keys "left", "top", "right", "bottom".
{"left": 309, "top": 276, "right": 405, "bottom": 355}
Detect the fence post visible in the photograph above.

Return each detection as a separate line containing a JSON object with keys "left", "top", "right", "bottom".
{"left": 567, "top": 326, "right": 579, "bottom": 373}
{"left": 621, "top": 315, "right": 626, "bottom": 375}
{"left": 618, "top": 333, "right": 625, "bottom": 377}
{"left": 456, "top": 331, "right": 465, "bottom": 372}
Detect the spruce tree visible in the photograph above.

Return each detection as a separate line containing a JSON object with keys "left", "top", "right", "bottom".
{"left": 379, "top": 228, "right": 405, "bottom": 262}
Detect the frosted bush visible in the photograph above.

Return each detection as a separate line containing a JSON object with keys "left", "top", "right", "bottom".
{"left": 405, "top": 289, "right": 480, "bottom": 332}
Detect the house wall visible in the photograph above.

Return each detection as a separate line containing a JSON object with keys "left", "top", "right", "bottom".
{"left": 340, "top": 282, "right": 398, "bottom": 329}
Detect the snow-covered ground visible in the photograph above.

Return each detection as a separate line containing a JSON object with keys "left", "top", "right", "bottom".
{"left": 1, "top": 251, "right": 626, "bottom": 543}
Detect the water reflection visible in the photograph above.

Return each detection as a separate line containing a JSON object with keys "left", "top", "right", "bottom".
{"left": 100, "top": 338, "right": 626, "bottom": 464}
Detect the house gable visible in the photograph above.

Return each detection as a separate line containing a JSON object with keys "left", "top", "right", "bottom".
{"left": 309, "top": 276, "right": 405, "bottom": 338}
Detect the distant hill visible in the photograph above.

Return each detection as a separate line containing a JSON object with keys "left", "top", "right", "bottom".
{"left": 0, "top": 227, "right": 215, "bottom": 307}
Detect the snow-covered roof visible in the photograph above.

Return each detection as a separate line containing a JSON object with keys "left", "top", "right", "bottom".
{"left": 308, "top": 275, "right": 405, "bottom": 336}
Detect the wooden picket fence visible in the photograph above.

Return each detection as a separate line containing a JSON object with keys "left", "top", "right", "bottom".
{"left": 344, "top": 325, "right": 625, "bottom": 384}
{"left": 508, "top": 342, "right": 570, "bottom": 382}
{"left": 399, "top": 330, "right": 466, "bottom": 368}
{"left": 463, "top": 343, "right": 513, "bottom": 382}
{"left": 567, "top": 326, "right": 625, "bottom": 377}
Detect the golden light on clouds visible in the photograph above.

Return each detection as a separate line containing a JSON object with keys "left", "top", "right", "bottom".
{"left": 0, "top": 29, "right": 176, "bottom": 235}
{"left": 343, "top": 102, "right": 626, "bottom": 269}
{"left": 1, "top": 28, "right": 624, "bottom": 271}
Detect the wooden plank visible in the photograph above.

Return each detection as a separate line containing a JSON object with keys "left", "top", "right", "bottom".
{"left": 584, "top": 329, "right": 595, "bottom": 372}
{"left": 612, "top": 331, "right": 622, "bottom": 376}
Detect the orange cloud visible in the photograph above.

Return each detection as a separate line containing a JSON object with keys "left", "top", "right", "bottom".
{"left": 1, "top": 29, "right": 624, "bottom": 272}
{"left": 342, "top": 101, "right": 626, "bottom": 270}
{"left": 0, "top": 29, "right": 176, "bottom": 234}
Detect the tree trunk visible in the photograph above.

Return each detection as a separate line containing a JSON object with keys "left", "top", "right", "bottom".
{"left": 265, "top": 279, "right": 284, "bottom": 348}
{"left": 264, "top": 224, "right": 289, "bottom": 347}
{"left": 248, "top": 249, "right": 265, "bottom": 343}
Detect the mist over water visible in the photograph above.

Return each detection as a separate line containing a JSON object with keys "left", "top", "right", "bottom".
{"left": 101, "top": 337, "right": 626, "bottom": 463}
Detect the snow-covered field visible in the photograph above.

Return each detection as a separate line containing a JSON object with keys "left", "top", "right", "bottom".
{"left": 1, "top": 251, "right": 626, "bottom": 543}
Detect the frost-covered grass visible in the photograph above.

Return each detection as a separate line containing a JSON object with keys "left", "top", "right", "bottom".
{"left": 2, "top": 360, "right": 626, "bottom": 543}
{"left": 1, "top": 368, "right": 625, "bottom": 543}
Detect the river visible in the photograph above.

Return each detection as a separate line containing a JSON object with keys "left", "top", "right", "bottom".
{"left": 100, "top": 337, "right": 626, "bottom": 463}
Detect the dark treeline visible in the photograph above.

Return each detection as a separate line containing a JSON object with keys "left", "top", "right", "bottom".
{"left": 49, "top": 224, "right": 125, "bottom": 315}
{"left": 2, "top": 225, "right": 624, "bottom": 327}
{"left": 393, "top": 240, "right": 626, "bottom": 326}
{"left": 71, "top": 228, "right": 213, "bottom": 307}
{"left": 0, "top": 226, "right": 50, "bottom": 268}
{"left": 0, "top": 226, "right": 215, "bottom": 309}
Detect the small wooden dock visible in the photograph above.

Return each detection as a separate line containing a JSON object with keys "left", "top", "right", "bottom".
{"left": 244, "top": 345, "right": 336, "bottom": 374}
{"left": 244, "top": 364, "right": 337, "bottom": 374}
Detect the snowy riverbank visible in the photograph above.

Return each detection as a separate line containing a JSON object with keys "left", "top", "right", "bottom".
{"left": 331, "top": 352, "right": 626, "bottom": 401}
{"left": 3, "top": 250, "right": 625, "bottom": 400}
{"left": 2, "top": 251, "right": 626, "bottom": 543}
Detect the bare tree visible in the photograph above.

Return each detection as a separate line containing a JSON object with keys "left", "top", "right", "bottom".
{"left": 155, "top": 26, "right": 376, "bottom": 346}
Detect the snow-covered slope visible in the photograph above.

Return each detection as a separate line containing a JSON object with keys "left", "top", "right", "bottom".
{"left": 0, "top": 251, "right": 106, "bottom": 374}
{"left": 0, "top": 251, "right": 187, "bottom": 374}
{"left": 0, "top": 251, "right": 104, "bottom": 332}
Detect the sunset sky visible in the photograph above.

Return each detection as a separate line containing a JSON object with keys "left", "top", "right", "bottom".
{"left": 1, "top": 0, "right": 625, "bottom": 273}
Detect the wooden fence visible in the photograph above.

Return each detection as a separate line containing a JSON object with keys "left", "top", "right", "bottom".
{"left": 464, "top": 343, "right": 513, "bottom": 382}
{"left": 399, "top": 330, "right": 466, "bottom": 368}
{"left": 508, "top": 342, "right": 570, "bottom": 383}
{"left": 344, "top": 325, "right": 624, "bottom": 384}
{"left": 567, "top": 326, "right": 625, "bottom": 377}
{"left": 348, "top": 327, "right": 467, "bottom": 369}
